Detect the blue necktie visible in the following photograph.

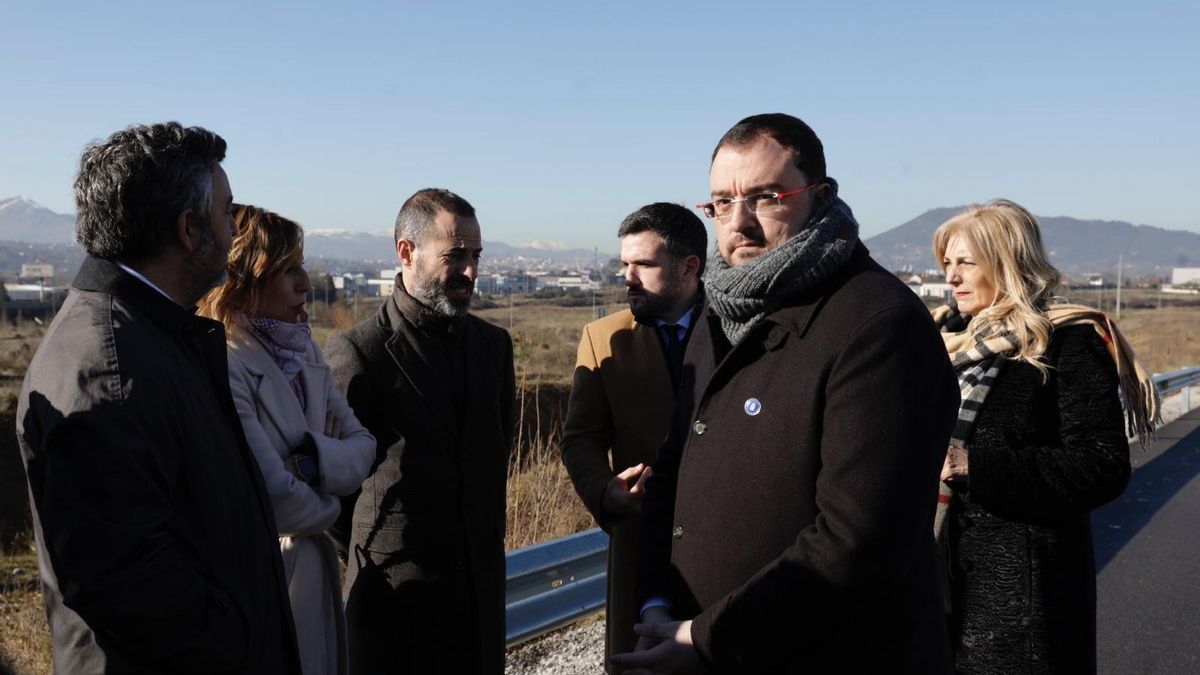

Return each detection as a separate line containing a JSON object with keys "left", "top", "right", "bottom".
{"left": 659, "top": 324, "right": 684, "bottom": 392}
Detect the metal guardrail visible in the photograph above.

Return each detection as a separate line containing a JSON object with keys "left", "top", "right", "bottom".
{"left": 505, "top": 528, "right": 607, "bottom": 647}
{"left": 1153, "top": 365, "right": 1200, "bottom": 411}
{"left": 503, "top": 365, "right": 1200, "bottom": 648}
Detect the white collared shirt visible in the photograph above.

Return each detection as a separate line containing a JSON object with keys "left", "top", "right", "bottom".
{"left": 115, "top": 262, "right": 177, "bottom": 304}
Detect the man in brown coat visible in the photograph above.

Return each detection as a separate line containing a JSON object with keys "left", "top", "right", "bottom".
{"left": 613, "top": 114, "right": 960, "bottom": 673}
{"left": 326, "top": 188, "right": 516, "bottom": 674}
{"left": 560, "top": 202, "right": 706, "bottom": 672}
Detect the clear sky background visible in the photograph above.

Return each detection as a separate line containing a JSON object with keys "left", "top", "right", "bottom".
{"left": 1, "top": 0, "right": 1196, "bottom": 251}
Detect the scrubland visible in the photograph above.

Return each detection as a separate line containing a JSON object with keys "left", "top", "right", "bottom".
{"left": 2, "top": 293, "right": 1198, "bottom": 671}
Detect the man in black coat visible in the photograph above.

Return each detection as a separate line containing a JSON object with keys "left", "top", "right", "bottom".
{"left": 16, "top": 122, "right": 300, "bottom": 674}
{"left": 613, "top": 114, "right": 960, "bottom": 674}
{"left": 326, "top": 188, "right": 516, "bottom": 674}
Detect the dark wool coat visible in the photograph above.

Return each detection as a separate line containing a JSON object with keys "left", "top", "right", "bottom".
{"left": 947, "top": 324, "right": 1130, "bottom": 674}
{"left": 325, "top": 287, "right": 515, "bottom": 675}
{"left": 638, "top": 245, "right": 961, "bottom": 674}
{"left": 16, "top": 257, "right": 300, "bottom": 675}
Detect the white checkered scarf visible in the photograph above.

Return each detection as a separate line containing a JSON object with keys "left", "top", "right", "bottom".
{"left": 931, "top": 305, "right": 1020, "bottom": 542}
{"left": 928, "top": 303, "right": 1160, "bottom": 542}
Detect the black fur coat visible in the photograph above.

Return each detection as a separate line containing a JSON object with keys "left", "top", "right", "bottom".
{"left": 948, "top": 324, "right": 1131, "bottom": 674}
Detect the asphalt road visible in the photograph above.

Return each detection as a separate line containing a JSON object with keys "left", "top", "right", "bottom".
{"left": 1094, "top": 408, "right": 1200, "bottom": 674}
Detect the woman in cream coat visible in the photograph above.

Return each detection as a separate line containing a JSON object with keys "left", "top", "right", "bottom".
{"left": 201, "top": 204, "right": 375, "bottom": 675}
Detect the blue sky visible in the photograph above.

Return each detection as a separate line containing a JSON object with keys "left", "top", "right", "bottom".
{"left": 2, "top": 1, "right": 1196, "bottom": 251}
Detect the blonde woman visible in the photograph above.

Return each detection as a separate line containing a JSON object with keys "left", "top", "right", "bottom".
{"left": 930, "top": 199, "right": 1158, "bottom": 674}
{"left": 200, "top": 205, "right": 375, "bottom": 675}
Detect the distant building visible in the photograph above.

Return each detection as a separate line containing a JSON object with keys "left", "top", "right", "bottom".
{"left": 20, "top": 263, "right": 54, "bottom": 279}
{"left": 368, "top": 268, "right": 402, "bottom": 297}
{"left": 899, "top": 272, "right": 952, "bottom": 303}
{"left": 3, "top": 283, "right": 67, "bottom": 313}
{"left": 536, "top": 275, "right": 597, "bottom": 291}
{"left": 1171, "top": 268, "right": 1200, "bottom": 287}
{"left": 368, "top": 279, "right": 395, "bottom": 297}
{"left": 4, "top": 283, "right": 54, "bottom": 301}
{"left": 476, "top": 273, "right": 538, "bottom": 295}
{"left": 333, "top": 273, "right": 369, "bottom": 295}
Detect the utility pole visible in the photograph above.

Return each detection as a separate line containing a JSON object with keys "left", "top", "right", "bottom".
{"left": 1115, "top": 254, "right": 1123, "bottom": 321}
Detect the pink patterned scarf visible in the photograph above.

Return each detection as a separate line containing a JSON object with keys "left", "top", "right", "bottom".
{"left": 237, "top": 311, "right": 312, "bottom": 408}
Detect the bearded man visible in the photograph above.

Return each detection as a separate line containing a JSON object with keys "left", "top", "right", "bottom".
{"left": 17, "top": 122, "right": 300, "bottom": 674}
{"left": 326, "top": 188, "right": 516, "bottom": 675}
{"left": 560, "top": 202, "right": 705, "bottom": 672}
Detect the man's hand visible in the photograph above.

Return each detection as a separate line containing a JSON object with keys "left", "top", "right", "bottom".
{"left": 602, "top": 463, "right": 652, "bottom": 518}
{"left": 941, "top": 444, "right": 969, "bottom": 483}
{"left": 609, "top": 619, "right": 702, "bottom": 674}
{"left": 631, "top": 606, "right": 672, "bottom": 654}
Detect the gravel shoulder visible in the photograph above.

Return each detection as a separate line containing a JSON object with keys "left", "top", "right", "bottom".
{"left": 505, "top": 612, "right": 606, "bottom": 675}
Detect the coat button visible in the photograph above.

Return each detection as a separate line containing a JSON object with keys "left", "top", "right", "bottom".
{"left": 692, "top": 420, "right": 707, "bottom": 435}
{"left": 672, "top": 526, "right": 684, "bottom": 539}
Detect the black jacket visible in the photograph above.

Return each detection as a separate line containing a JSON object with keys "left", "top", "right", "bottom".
{"left": 948, "top": 324, "right": 1130, "bottom": 674}
{"left": 638, "top": 244, "right": 960, "bottom": 673}
{"left": 16, "top": 257, "right": 300, "bottom": 674}
{"left": 325, "top": 286, "right": 515, "bottom": 675}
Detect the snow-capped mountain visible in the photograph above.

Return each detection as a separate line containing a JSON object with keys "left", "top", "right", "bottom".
{"left": 0, "top": 196, "right": 76, "bottom": 245}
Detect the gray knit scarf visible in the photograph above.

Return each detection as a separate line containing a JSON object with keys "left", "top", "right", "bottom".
{"left": 703, "top": 178, "right": 860, "bottom": 345}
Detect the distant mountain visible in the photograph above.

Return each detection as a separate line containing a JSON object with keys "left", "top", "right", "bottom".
{"left": 303, "top": 230, "right": 396, "bottom": 264}
{"left": 304, "top": 230, "right": 609, "bottom": 267}
{"left": 865, "top": 208, "right": 1200, "bottom": 277}
{"left": 0, "top": 197, "right": 75, "bottom": 244}
{"left": 7, "top": 195, "right": 1195, "bottom": 279}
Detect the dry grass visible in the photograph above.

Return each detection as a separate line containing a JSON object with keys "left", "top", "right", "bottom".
{"left": 1109, "top": 306, "right": 1200, "bottom": 375}
{"left": 505, "top": 429, "right": 593, "bottom": 551}
{"left": 475, "top": 298, "right": 626, "bottom": 387}
{"left": 504, "top": 373, "right": 593, "bottom": 551}
{"left": 0, "top": 319, "right": 44, "bottom": 410}
{"left": 487, "top": 296, "right": 625, "bottom": 548}
{"left": 4, "top": 293, "right": 1194, "bottom": 667}
{"left": 0, "top": 549, "right": 51, "bottom": 675}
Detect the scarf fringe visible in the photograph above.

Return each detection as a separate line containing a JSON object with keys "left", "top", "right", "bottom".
{"left": 1044, "top": 304, "right": 1161, "bottom": 448}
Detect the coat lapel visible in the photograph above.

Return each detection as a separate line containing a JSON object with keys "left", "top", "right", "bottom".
{"left": 300, "top": 356, "right": 328, "bottom": 433}
{"left": 630, "top": 320, "right": 674, "bottom": 406}
{"left": 458, "top": 320, "right": 490, "bottom": 443}
{"left": 228, "top": 324, "right": 312, "bottom": 441}
{"left": 382, "top": 300, "right": 459, "bottom": 437}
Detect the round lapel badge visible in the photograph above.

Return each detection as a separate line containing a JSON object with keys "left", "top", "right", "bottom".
{"left": 744, "top": 398, "right": 762, "bottom": 416}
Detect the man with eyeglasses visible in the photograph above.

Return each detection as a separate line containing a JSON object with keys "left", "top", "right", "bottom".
{"left": 612, "top": 114, "right": 959, "bottom": 674}
{"left": 560, "top": 202, "right": 706, "bottom": 673}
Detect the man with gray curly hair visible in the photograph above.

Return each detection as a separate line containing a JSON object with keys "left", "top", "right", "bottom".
{"left": 17, "top": 122, "right": 301, "bottom": 674}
